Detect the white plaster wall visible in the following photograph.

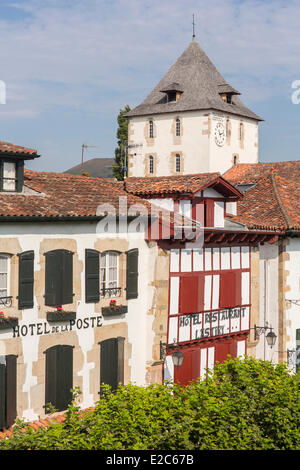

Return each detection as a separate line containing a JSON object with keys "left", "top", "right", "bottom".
{"left": 128, "top": 111, "right": 210, "bottom": 176}
{"left": 258, "top": 243, "right": 279, "bottom": 363}
{"left": 149, "top": 198, "right": 174, "bottom": 212}
{"left": 128, "top": 110, "right": 258, "bottom": 177}
{"left": 209, "top": 113, "right": 259, "bottom": 174}
{"left": 285, "top": 237, "right": 300, "bottom": 372}
{"left": 0, "top": 222, "right": 158, "bottom": 420}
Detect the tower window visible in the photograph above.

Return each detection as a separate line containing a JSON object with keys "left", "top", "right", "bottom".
{"left": 149, "top": 120, "right": 154, "bottom": 139}
{"left": 175, "top": 154, "right": 181, "bottom": 173}
{"left": 239, "top": 122, "right": 243, "bottom": 141}
{"left": 149, "top": 155, "right": 154, "bottom": 174}
{"left": 176, "top": 118, "right": 181, "bottom": 137}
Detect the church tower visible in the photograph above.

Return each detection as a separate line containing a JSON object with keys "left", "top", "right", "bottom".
{"left": 126, "top": 39, "right": 262, "bottom": 177}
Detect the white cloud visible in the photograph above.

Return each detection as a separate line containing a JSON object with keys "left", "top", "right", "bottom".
{"left": 0, "top": 0, "right": 299, "bottom": 121}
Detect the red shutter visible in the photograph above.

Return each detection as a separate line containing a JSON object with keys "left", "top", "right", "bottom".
{"left": 205, "top": 199, "right": 214, "bottom": 227}
{"left": 219, "top": 271, "right": 241, "bottom": 309}
{"left": 179, "top": 275, "right": 204, "bottom": 314}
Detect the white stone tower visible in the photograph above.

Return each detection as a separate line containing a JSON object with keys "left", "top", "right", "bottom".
{"left": 126, "top": 40, "right": 262, "bottom": 177}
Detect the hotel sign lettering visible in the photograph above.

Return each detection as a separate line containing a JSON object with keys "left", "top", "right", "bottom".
{"left": 177, "top": 307, "right": 248, "bottom": 341}
{"left": 12, "top": 315, "right": 103, "bottom": 338}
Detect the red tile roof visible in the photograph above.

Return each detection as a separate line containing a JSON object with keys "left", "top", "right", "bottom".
{"left": 125, "top": 172, "right": 242, "bottom": 198}
{"left": 0, "top": 141, "right": 38, "bottom": 157}
{"left": 0, "top": 170, "right": 147, "bottom": 218}
{"left": 224, "top": 162, "right": 300, "bottom": 231}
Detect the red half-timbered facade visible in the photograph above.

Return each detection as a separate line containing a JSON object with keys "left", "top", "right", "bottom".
{"left": 126, "top": 172, "right": 281, "bottom": 385}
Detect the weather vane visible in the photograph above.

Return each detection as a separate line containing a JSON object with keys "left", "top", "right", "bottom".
{"left": 192, "top": 14, "right": 196, "bottom": 39}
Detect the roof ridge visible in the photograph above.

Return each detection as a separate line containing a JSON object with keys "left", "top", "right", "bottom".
{"left": 270, "top": 173, "right": 292, "bottom": 229}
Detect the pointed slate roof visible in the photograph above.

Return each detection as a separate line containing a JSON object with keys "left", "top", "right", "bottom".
{"left": 126, "top": 40, "right": 262, "bottom": 121}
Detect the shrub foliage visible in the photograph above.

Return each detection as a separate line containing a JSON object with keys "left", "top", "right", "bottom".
{"left": 0, "top": 357, "right": 299, "bottom": 450}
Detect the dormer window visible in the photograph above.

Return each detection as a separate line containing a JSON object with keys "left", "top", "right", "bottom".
{"left": 217, "top": 84, "right": 240, "bottom": 105}
{"left": 0, "top": 142, "right": 39, "bottom": 193}
{"left": 160, "top": 83, "right": 183, "bottom": 103}
{"left": 0, "top": 160, "right": 24, "bottom": 193}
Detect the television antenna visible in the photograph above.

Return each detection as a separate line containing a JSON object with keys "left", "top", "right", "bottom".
{"left": 81, "top": 144, "right": 99, "bottom": 171}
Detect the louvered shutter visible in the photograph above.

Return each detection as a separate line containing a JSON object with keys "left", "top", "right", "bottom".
{"left": 61, "top": 250, "right": 74, "bottom": 305}
{"left": 18, "top": 250, "right": 34, "bottom": 309}
{"left": 126, "top": 249, "right": 138, "bottom": 299}
{"left": 85, "top": 249, "right": 100, "bottom": 303}
{"left": 100, "top": 337, "right": 124, "bottom": 393}
{"left": 5, "top": 355, "right": 17, "bottom": 428}
{"left": 45, "top": 346, "right": 58, "bottom": 411}
{"left": 45, "top": 251, "right": 60, "bottom": 306}
{"left": 45, "top": 250, "right": 73, "bottom": 306}
{"left": 0, "top": 359, "right": 6, "bottom": 430}
{"left": 45, "top": 345, "right": 73, "bottom": 412}
{"left": 56, "top": 345, "right": 73, "bottom": 411}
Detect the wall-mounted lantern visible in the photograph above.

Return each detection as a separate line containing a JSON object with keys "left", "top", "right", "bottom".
{"left": 254, "top": 324, "right": 277, "bottom": 349}
{"left": 160, "top": 340, "right": 184, "bottom": 367}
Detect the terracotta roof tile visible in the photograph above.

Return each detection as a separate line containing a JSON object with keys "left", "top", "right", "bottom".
{"left": 125, "top": 172, "right": 221, "bottom": 196}
{"left": 0, "top": 141, "right": 38, "bottom": 157}
{"left": 224, "top": 161, "right": 300, "bottom": 230}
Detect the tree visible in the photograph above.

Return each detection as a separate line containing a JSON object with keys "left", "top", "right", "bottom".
{"left": 1, "top": 357, "right": 299, "bottom": 450}
{"left": 113, "top": 105, "right": 131, "bottom": 180}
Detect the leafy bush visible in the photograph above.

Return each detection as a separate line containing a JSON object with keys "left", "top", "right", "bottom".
{"left": 0, "top": 357, "right": 299, "bottom": 450}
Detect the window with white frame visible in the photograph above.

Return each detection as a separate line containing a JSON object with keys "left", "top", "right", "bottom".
{"left": 2, "top": 162, "right": 17, "bottom": 191}
{"left": 100, "top": 251, "right": 120, "bottom": 297}
{"left": 0, "top": 254, "right": 10, "bottom": 301}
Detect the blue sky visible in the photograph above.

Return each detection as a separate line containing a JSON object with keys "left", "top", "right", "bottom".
{"left": 0, "top": 0, "right": 300, "bottom": 172}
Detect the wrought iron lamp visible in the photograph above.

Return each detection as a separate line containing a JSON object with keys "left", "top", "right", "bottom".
{"left": 254, "top": 324, "right": 277, "bottom": 348}
{"left": 160, "top": 340, "right": 184, "bottom": 367}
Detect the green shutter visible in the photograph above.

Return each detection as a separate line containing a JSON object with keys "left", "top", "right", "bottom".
{"left": 0, "top": 359, "right": 6, "bottom": 430}
{"left": 45, "top": 250, "right": 73, "bottom": 306}
{"left": 45, "top": 346, "right": 58, "bottom": 411}
{"left": 45, "top": 251, "right": 60, "bottom": 306}
{"left": 85, "top": 249, "right": 100, "bottom": 303}
{"left": 16, "top": 161, "right": 24, "bottom": 193}
{"left": 100, "top": 337, "right": 124, "bottom": 394}
{"left": 18, "top": 251, "right": 34, "bottom": 309}
{"left": 296, "top": 329, "right": 300, "bottom": 373}
{"left": 126, "top": 249, "right": 139, "bottom": 299}
{"left": 5, "top": 355, "right": 17, "bottom": 428}
{"left": 45, "top": 345, "right": 73, "bottom": 412}
{"left": 61, "top": 250, "right": 74, "bottom": 305}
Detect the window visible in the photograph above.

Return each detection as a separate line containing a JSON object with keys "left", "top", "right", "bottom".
{"left": 45, "top": 345, "right": 73, "bottom": 412}
{"left": 45, "top": 249, "right": 74, "bottom": 306}
{"left": 100, "top": 251, "right": 120, "bottom": 297}
{"left": 239, "top": 122, "right": 243, "bottom": 141}
{"left": 176, "top": 118, "right": 181, "bottom": 137}
{"left": 175, "top": 154, "right": 181, "bottom": 173}
{"left": 0, "top": 254, "right": 10, "bottom": 303}
{"left": 149, "top": 120, "right": 154, "bottom": 139}
{"left": 3, "top": 162, "right": 16, "bottom": 191}
{"left": 149, "top": 155, "right": 154, "bottom": 174}
{"left": 233, "top": 155, "right": 238, "bottom": 165}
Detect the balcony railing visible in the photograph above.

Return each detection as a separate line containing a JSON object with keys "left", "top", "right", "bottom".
{"left": 0, "top": 296, "right": 12, "bottom": 307}
{"left": 101, "top": 287, "right": 122, "bottom": 298}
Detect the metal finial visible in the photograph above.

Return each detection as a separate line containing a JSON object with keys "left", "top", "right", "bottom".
{"left": 192, "top": 14, "right": 196, "bottom": 39}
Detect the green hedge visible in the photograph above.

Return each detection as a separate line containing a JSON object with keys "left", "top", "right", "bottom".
{"left": 1, "top": 357, "right": 299, "bottom": 450}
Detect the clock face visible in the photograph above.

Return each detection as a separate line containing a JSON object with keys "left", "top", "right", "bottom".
{"left": 214, "top": 122, "right": 226, "bottom": 146}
